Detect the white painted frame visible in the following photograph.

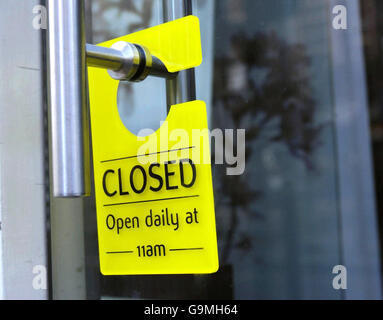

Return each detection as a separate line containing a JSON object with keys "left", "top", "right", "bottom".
{"left": 0, "top": 0, "right": 48, "bottom": 299}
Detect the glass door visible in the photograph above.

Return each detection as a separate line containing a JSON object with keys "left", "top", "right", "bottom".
{"left": 59, "top": 0, "right": 379, "bottom": 300}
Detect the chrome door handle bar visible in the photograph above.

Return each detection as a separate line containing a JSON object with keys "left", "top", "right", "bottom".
{"left": 47, "top": 0, "right": 177, "bottom": 198}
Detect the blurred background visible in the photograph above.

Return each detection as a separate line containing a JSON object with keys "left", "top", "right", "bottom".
{"left": 1, "top": 0, "right": 383, "bottom": 299}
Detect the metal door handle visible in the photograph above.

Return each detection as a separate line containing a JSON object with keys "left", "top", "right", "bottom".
{"left": 47, "top": 0, "right": 178, "bottom": 198}
{"left": 86, "top": 43, "right": 177, "bottom": 81}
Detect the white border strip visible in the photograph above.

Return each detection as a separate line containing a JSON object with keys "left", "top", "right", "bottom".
{"left": 0, "top": 143, "right": 4, "bottom": 300}
{"left": 329, "top": 0, "right": 382, "bottom": 299}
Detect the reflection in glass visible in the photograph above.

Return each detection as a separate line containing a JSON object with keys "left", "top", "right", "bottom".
{"left": 83, "top": 0, "right": 382, "bottom": 300}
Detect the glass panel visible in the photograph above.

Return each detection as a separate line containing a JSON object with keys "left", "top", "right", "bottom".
{"left": 91, "top": 0, "right": 167, "bottom": 135}
{"left": 212, "top": 0, "right": 340, "bottom": 299}
{"left": 83, "top": 0, "right": 382, "bottom": 300}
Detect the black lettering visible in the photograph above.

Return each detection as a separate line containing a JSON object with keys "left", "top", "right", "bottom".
{"left": 154, "top": 244, "right": 166, "bottom": 257}
{"left": 179, "top": 159, "right": 197, "bottom": 188}
{"left": 125, "top": 217, "right": 132, "bottom": 229}
{"left": 130, "top": 165, "right": 147, "bottom": 194}
{"left": 103, "top": 170, "right": 117, "bottom": 197}
{"left": 193, "top": 208, "right": 199, "bottom": 223}
{"left": 118, "top": 168, "right": 129, "bottom": 196}
{"left": 164, "top": 160, "right": 178, "bottom": 190}
{"left": 125, "top": 216, "right": 140, "bottom": 229}
{"left": 146, "top": 210, "right": 153, "bottom": 227}
{"left": 148, "top": 163, "right": 163, "bottom": 192}
{"left": 186, "top": 212, "right": 193, "bottom": 224}
{"left": 106, "top": 214, "right": 115, "bottom": 230}
{"left": 116, "top": 218, "right": 123, "bottom": 234}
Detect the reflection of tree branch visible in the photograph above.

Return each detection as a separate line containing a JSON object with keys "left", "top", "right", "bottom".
{"left": 214, "top": 31, "right": 322, "bottom": 265}
{"left": 92, "top": 0, "right": 154, "bottom": 40}
{"left": 129, "top": 0, "right": 153, "bottom": 32}
{"left": 97, "top": 0, "right": 141, "bottom": 16}
{"left": 92, "top": 0, "right": 154, "bottom": 96}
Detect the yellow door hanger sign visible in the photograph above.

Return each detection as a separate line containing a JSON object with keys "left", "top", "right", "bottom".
{"left": 88, "top": 16, "right": 219, "bottom": 275}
